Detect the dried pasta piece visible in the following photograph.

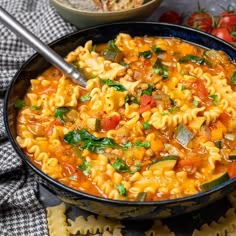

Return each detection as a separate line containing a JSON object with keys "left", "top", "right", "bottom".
{"left": 145, "top": 219, "right": 175, "bottom": 236}
{"left": 67, "top": 214, "right": 124, "bottom": 235}
{"left": 46, "top": 202, "right": 69, "bottom": 236}
{"left": 192, "top": 208, "right": 236, "bottom": 236}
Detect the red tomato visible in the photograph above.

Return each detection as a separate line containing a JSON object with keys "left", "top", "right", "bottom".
{"left": 101, "top": 115, "right": 120, "bottom": 131}
{"left": 217, "top": 11, "right": 236, "bottom": 31}
{"left": 159, "top": 10, "right": 182, "bottom": 25}
{"left": 211, "top": 27, "right": 235, "bottom": 43}
{"left": 187, "top": 11, "right": 213, "bottom": 32}
{"left": 218, "top": 112, "right": 231, "bottom": 125}
{"left": 191, "top": 81, "right": 209, "bottom": 102}
{"left": 138, "top": 94, "right": 156, "bottom": 113}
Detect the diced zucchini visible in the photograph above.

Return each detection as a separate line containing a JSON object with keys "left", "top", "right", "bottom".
{"left": 175, "top": 124, "right": 194, "bottom": 147}
{"left": 136, "top": 192, "right": 147, "bottom": 201}
{"left": 200, "top": 172, "right": 229, "bottom": 191}
{"left": 150, "top": 155, "right": 179, "bottom": 171}
{"left": 224, "top": 133, "right": 236, "bottom": 141}
{"left": 229, "top": 150, "right": 236, "bottom": 160}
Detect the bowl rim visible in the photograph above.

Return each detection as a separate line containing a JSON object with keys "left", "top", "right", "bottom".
{"left": 4, "top": 21, "right": 236, "bottom": 206}
{"left": 51, "top": 0, "right": 162, "bottom": 15}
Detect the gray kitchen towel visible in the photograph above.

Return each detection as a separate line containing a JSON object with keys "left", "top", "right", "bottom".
{"left": 0, "top": 0, "right": 76, "bottom": 235}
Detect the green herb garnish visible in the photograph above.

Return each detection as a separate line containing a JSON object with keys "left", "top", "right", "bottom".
{"left": 112, "top": 158, "right": 134, "bottom": 174}
{"left": 178, "top": 55, "right": 205, "bottom": 65}
{"left": 100, "top": 79, "right": 126, "bottom": 92}
{"left": 115, "top": 183, "right": 127, "bottom": 197}
{"left": 141, "top": 84, "right": 153, "bottom": 96}
{"left": 152, "top": 58, "right": 169, "bottom": 80}
{"left": 139, "top": 50, "right": 152, "bottom": 59}
{"left": 135, "top": 141, "right": 150, "bottom": 148}
{"left": 78, "top": 161, "right": 91, "bottom": 175}
{"left": 30, "top": 105, "right": 41, "bottom": 110}
{"left": 79, "top": 93, "right": 91, "bottom": 102}
{"left": 64, "top": 129, "right": 121, "bottom": 153}
{"left": 209, "top": 94, "right": 218, "bottom": 105}
{"left": 143, "top": 120, "right": 151, "bottom": 130}
{"left": 54, "top": 107, "right": 72, "bottom": 124}
{"left": 151, "top": 45, "right": 166, "bottom": 54}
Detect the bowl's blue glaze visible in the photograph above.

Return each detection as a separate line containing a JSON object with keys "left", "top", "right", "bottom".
{"left": 4, "top": 22, "right": 236, "bottom": 220}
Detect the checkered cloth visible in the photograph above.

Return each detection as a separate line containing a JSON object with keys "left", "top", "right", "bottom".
{"left": 0, "top": 0, "right": 76, "bottom": 235}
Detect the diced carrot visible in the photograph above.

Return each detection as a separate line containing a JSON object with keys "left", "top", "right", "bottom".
{"left": 228, "top": 162, "right": 236, "bottom": 178}
{"left": 211, "top": 120, "right": 227, "bottom": 141}
{"left": 151, "top": 139, "right": 164, "bottom": 152}
{"left": 177, "top": 156, "right": 202, "bottom": 168}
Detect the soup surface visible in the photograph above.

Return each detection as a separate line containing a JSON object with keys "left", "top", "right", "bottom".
{"left": 16, "top": 33, "right": 236, "bottom": 201}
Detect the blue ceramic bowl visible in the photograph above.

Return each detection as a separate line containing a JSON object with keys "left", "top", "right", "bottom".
{"left": 4, "top": 22, "right": 236, "bottom": 220}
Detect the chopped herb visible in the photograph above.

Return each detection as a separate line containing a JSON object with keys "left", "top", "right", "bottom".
{"left": 180, "top": 85, "right": 186, "bottom": 90}
{"left": 125, "top": 94, "right": 130, "bottom": 103}
{"left": 141, "top": 84, "right": 153, "bottom": 96}
{"left": 14, "top": 99, "right": 26, "bottom": 109}
{"left": 193, "top": 100, "right": 200, "bottom": 107}
{"left": 168, "top": 106, "right": 177, "bottom": 114}
{"left": 90, "top": 73, "right": 97, "bottom": 79}
{"left": 100, "top": 79, "right": 126, "bottom": 92}
{"left": 131, "top": 97, "right": 140, "bottom": 105}
{"left": 152, "top": 58, "right": 169, "bottom": 80}
{"left": 162, "top": 111, "right": 169, "bottom": 116}
{"left": 215, "top": 140, "right": 222, "bottom": 149}
{"left": 231, "top": 72, "right": 236, "bottom": 85}
{"left": 68, "top": 176, "right": 75, "bottom": 180}
{"left": 151, "top": 45, "right": 166, "bottom": 55}
{"left": 79, "top": 93, "right": 91, "bottom": 102}
{"left": 143, "top": 120, "right": 151, "bottom": 130}
{"left": 209, "top": 94, "right": 218, "bottom": 105}
{"left": 115, "top": 183, "right": 127, "bottom": 197}
{"left": 134, "top": 161, "right": 141, "bottom": 171}
{"left": 139, "top": 50, "right": 152, "bottom": 59}
{"left": 119, "top": 61, "right": 129, "bottom": 68}
{"left": 112, "top": 158, "right": 134, "bottom": 174}
{"left": 30, "top": 105, "right": 41, "bottom": 110}
{"left": 78, "top": 161, "right": 91, "bottom": 175}
{"left": 178, "top": 55, "right": 205, "bottom": 65}
{"left": 135, "top": 141, "right": 150, "bottom": 148}
{"left": 54, "top": 107, "right": 72, "bottom": 124}
{"left": 64, "top": 129, "right": 121, "bottom": 153}
{"left": 123, "top": 141, "right": 132, "bottom": 150}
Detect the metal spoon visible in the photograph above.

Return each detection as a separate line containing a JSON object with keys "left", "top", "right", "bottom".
{"left": 0, "top": 6, "right": 87, "bottom": 88}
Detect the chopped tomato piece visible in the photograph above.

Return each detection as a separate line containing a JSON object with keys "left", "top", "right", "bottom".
{"left": 101, "top": 115, "right": 120, "bottom": 131}
{"left": 191, "top": 81, "right": 209, "bottom": 102}
{"left": 218, "top": 112, "right": 231, "bottom": 126}
{"left": 47, "top": 119, "right": 64, "bottom": 136}
{"left": 228, "top": 162, "right": 236, "bottom": 179}
{"left": 138, "top": 94, "right": 156, "bottom": 113}
{"left": 177, "top": 156, "right": 202, "bottom": 168}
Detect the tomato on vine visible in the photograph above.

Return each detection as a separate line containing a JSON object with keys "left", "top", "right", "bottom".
{"left": 217, "top": 11, "right": 236, "bottom": 31}
{"left": 211, "top": 27, "right": 236, "bottom": 43}
{"left": 187, "top": 10, "right": 213, "bottom": 32}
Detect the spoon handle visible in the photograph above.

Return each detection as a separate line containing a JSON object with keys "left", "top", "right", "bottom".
{"left": 0, "top": 6, "right": 86, "bottom": 87}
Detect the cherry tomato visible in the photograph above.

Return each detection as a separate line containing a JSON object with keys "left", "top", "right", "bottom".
{"left": 217, "top": 11, "right": 236, "bottom": 31}
{"left": 159, "top": 10, "right": 182, "bottom": 25}
{"left": 211, "top": 27, "right": 235, "bottom": 43}
{"left": 101, "top": 115, "right": 120, "bottom": 131}
{"left": 187, "top": 11, "right": 213, "bottom": 32}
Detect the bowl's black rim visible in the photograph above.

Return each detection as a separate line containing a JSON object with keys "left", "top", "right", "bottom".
{"left": 4, "top": 21, "right": 236, "bottom": 206}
